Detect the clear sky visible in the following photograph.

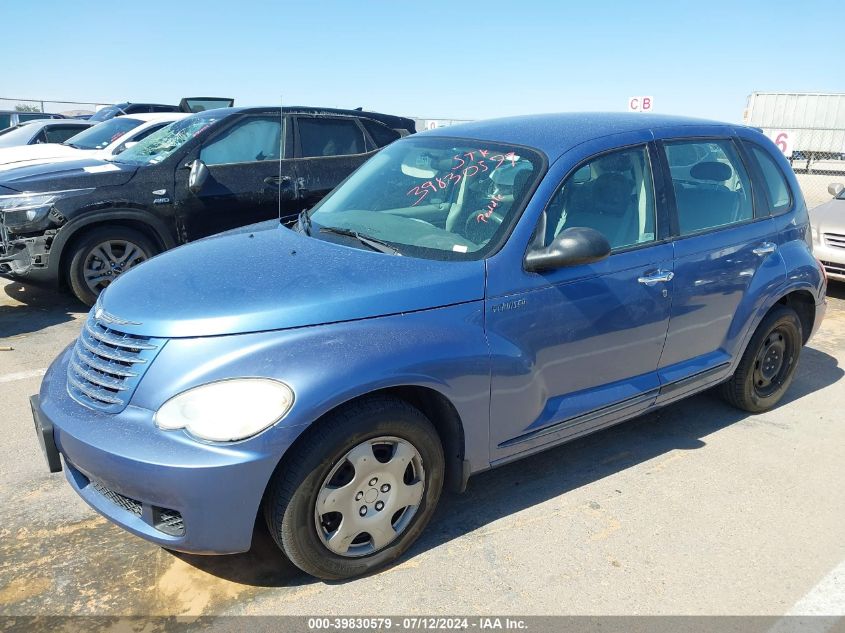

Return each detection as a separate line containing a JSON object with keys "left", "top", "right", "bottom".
{"left": 3, "top": 0, "right": 843, "bottom": 123}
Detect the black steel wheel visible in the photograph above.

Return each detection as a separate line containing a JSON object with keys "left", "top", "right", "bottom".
{"left": 720, "top": 305, "right": 803, "bottom": 413}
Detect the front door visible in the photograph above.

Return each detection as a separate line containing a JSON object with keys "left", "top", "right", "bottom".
{"left": 174, "top": 114, "right": 297, "bottom": 240}
{"left": 488, "top": 143, "right": 673, "bottom": 461}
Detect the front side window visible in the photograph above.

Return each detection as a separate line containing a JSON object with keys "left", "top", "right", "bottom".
{"left": 0, "top": 114, "right": 11, "bottom": 129}
{"left": 299, "top": 118, "right": 365, "bottom": 158}
{"left": 200, "top": 117, "right": 281, "bottom": 165}
{"left": 665, "top": 139, "right": 753, "bottom": 235}
{"left": 543, "top": 145, "right": 656, "bottom": 250}
{"left": 749, "top": 144, "right": 791, "bottom": 212}
{"left": 64, "top": 118, "right": 142, "bottom": 149}
{"left": 114, "top": 113, "right": 222, "bottom": 166}
{"left": 309, "top": 137, "right": 544, "bottom": 260}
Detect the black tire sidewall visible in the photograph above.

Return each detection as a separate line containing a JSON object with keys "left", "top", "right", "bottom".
{"left": 740, "top": 308, "right": 803, "bottom": 411}
{"left": 267, "top": 399, "right": 445, "bottom": 580}
{"left": 67, "top": 226, "right": 157, "bottom": 306}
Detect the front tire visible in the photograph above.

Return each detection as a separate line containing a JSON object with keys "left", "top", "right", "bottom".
{"left": 67, "top": 226, "right": 157, "bottom": 306}
{"left": 263, "top": 396, "right": 445, "bottom": 580}
{"left": 720, "top": 305, "right": 803, "bottom": 413}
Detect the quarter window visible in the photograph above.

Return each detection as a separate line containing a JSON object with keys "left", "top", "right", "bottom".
{"left": 200, "top": 117, "right": 281, "bottom": 165}
{"left": 298, "top": 118, "right": 365, "bottom": 158}
{"left": 749, "top": 145, "right": 791, "bottom": 212}
{"left": 543, "top": 145, "right": 656, "bottom": 250}
{"left": 362, "top": 119, "right": 400, "bottom": 148}
{"left": 665, "top": 139, "right": 753, "bottom": 235}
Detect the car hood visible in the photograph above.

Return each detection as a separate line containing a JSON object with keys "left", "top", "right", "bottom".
{"left": 0, "top": 158, "right": 137, "bottom": 193}
{"left": 810, "top": 198, "right": 845, "bottom": 233}
{"left": 0, "top": 143, "right": 84, "bottom": 171}
{"left": 99, "top": 222, "right": 486, "bottom": 338}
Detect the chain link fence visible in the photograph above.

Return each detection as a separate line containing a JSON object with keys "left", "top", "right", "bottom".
{"left": 0, "top": 96, "right": 111, "bottom": 118}
{"left": 779, "top": 128, "right": 845, "bottom": 209}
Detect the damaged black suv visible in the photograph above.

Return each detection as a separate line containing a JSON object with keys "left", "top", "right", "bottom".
{"left": 0, "top": 106, "right": 414, "bottom": 305}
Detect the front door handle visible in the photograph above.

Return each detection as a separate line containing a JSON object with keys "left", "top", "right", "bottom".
{"left": 638, "top": 269, "right": 674, "bottom": 286}
{"left": 752, "top": 242, "right": 777, "bottom": 256}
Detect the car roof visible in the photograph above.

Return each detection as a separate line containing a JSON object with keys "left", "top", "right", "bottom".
{"left": 418, "top": 112, "right": 743, "bottom": 160}
{"left": 115, "top": 112, "right": 188, "bottom": 123}
{"left": 13, "top": 119, "right": 90, "bottom": 130}
{"left": 192, "top": 105, "right": 414, "bottom": 126}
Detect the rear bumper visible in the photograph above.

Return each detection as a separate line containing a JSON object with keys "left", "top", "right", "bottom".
{"left": 37, "top": 349, "right": 303, "bottom": 554}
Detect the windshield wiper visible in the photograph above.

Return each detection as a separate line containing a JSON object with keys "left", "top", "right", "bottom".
{"left": 295, "top": 208, "right": 312, "bottom": 235}
{"left": 319, "top": 226, "right": 401, "bottom": 255}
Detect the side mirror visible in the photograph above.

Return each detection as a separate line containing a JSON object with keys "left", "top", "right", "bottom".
{"left": 187, "top": 159, "right": 209, "bottom": 195}
{"left": 525, "top": 226, "right": 611, "bottom": 272}
{"left": 828, "top": 183, "right": 844, "bottom": 198}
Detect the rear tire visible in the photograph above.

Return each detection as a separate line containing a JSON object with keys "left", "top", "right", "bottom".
{"left": 720, "top": 305, "right": 803, "bottom": 413}
{"left": 263, "top": 396, "right": 444, "bottom": 580}
{"left": 67, "top": 226, "right": 157, "bottom": 306}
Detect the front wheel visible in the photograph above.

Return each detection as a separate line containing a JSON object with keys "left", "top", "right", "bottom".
{"left": 720, "top": 305, "right": 803, "bottom": 413}
{"left": 263, "top": 396, "right": 445, "bottom": 580}
{"left": 67, "top": 226, "right": 157, "bottom": 306}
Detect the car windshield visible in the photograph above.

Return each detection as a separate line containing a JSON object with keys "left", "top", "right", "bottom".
{"left": 308, "top": 137, "right": 544, "bottom": 260}
{"left": 112, "top": 113, "right": 221, "bottom": 166}
{"left": 63, "top": 117, "right": 142, "bottom": 150}
{"left": 88, "top": 105, "right": 126, "bottom": 122}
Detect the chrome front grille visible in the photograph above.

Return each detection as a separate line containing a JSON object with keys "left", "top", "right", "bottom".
{"left": 67, "top": 312, "right": 165, "bottom": 413}
{"left": 824, "top": 232, "right": 845, "bottom": 249}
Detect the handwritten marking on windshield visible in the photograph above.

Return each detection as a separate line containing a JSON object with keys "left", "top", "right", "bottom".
{"left": 476, "top": 194, "right": 505, "bottom": 223}
{"left": 406, "top": 149, "right": 519, "bottom": 206}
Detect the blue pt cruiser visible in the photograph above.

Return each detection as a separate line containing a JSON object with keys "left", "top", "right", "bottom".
{"left": 32, "top": 113, "right": 827, "bottom": 579}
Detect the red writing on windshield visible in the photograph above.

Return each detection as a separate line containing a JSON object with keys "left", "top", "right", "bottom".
{"left": 407, "top": 149, "right": 519, "bottom": 206}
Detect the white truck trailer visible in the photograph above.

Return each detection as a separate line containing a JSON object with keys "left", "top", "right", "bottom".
{"left": 743, "top": 92, "right": 845, "bottom": 173}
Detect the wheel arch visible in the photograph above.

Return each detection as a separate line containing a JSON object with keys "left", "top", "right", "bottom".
{"left": 267, "top": 384, "right": 469, "bottom": 501}
{"left": 774, "top": 288, "right": 816, "bottom": 344}
{"left": 52, "top": 211, "right": 177, "bottom": 286}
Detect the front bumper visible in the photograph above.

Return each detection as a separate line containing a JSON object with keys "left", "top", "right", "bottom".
{"left": 0, "top": 230, "right": 55, "bottom": 284}
{"left": 813, "top": 241, "right": 845, "bottom": 282}
{"left": 36, "top": 348, "right": 305, "bottom": 554}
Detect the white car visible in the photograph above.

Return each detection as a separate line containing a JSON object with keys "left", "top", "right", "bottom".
{"left": 0, "top": 113, "right": 187, "bottom": 171}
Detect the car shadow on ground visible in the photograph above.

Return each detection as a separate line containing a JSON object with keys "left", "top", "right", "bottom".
{"left": 0, "top": 280, "right": 85, "bottom": 340}
{"left": 827, "top": 280, "right": 845, "bottom": 300}
{"left": 170, "top": 345, "right": 843, "bottom": 587}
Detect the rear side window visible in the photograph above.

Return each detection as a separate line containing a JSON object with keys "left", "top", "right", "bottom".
{"left": 664, "top": 139, "right": 753, "bottom": 236}
{"left": 298, "top": 118, "right": 365, "bottom": 158}
{"left": 43, "top": 125, "right": 87, "bottom": 144}
{"left": 749, "top": 145, "right": 791, "bottom": 212}
{"left": 361, "top": 119, "right": 400, "bottom": 148}
{"left": 0, "top": 114, "right": 10, "bottom": 129}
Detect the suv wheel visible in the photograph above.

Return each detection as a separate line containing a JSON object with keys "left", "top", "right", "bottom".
{"left": 720, "top": 305, "right": 803, "bottom": 413}
{"left": 263, "top": 396, "right": 445, "bottom": 580}
{"left": 68, "top": 226, "right": 157, "bottom": 306}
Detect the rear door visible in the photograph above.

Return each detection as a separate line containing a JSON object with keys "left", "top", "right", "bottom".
{"left": 654, "top": 132, "right": 782, "bottom": 400}
{"left": 173, "top": 114, "right": 297, "bottom": 239}
{"left": 293, "top": 116, "right": 376, "bottom": 209}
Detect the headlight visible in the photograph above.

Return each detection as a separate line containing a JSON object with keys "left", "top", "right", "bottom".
{"left": 155, "top": 378, "right": 294, "bottom": 442}
{"left": 0, "top": 189, "right": 93, "bottom": 232}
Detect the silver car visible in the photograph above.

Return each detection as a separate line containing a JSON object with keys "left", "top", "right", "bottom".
{"left": 811, "top": 183, "right": 845, "bottom": 281}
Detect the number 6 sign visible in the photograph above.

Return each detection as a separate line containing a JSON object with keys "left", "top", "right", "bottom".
{"left": 767, "top": 130, "right": 793, "bottom": 158}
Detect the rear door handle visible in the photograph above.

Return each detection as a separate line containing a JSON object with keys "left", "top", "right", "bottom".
{"left": 638, "top": 269, "right": 674, "bottom": 286}
{"left": 752, "top": 242, "right": 777, "bottom": 256}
